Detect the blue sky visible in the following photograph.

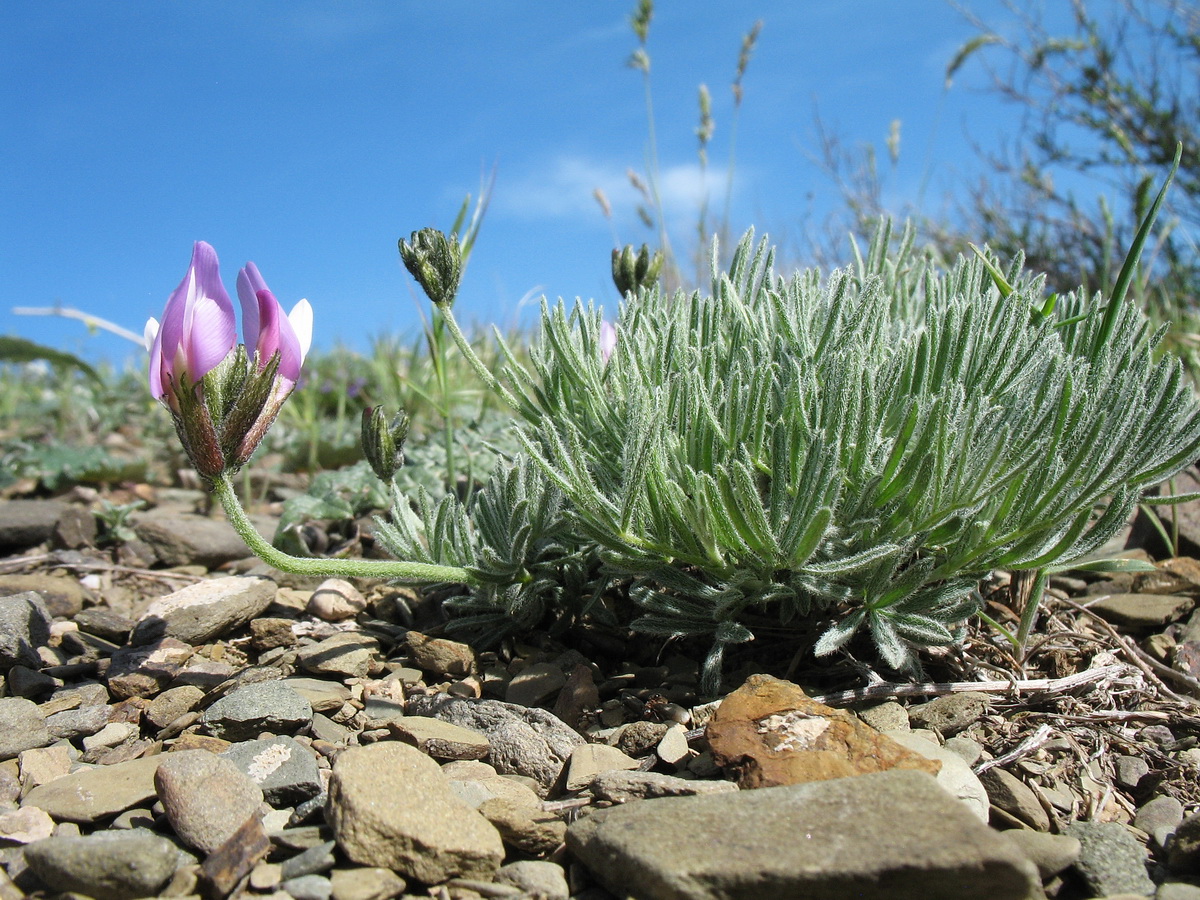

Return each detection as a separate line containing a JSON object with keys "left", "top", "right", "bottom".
{"left": 2, "top": 1, "right": 1082, "bottom": 368}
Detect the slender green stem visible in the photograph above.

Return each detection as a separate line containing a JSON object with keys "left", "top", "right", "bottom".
{"left": 436, "top": 304, "right": 522, "bottom": 413}
{"left": 212, "top": 472, "right": 476, "bottom": 585}
{"left": 1013, "top": 567, "right": 1047, "bottom": 660}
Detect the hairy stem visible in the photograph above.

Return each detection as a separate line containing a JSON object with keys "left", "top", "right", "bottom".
{"left": 211, "top": 472, "right": 476, "bottom": 585}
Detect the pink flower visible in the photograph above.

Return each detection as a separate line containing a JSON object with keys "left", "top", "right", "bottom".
{"left": 145, "top": 242, "right": 313, "bottom": 478}
{"left": 146, "top": 241, "right": 237, "bottom": 409}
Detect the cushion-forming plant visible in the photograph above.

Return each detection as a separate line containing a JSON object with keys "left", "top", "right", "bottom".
{"left": 376, "top": 220, "right": 1200, "bottom": 688}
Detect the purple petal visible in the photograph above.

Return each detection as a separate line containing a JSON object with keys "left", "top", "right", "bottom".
{"left": 255, "top": 289, "right": 304, "bottom": 384}
{"left": 236, "top": 261, "right": 269, "bottom": 349}
{"left": 154, "top": 242, "right": 235, "bottom": 385}
{"left": 600, "top": 320, "right": 618, "bottom": 363}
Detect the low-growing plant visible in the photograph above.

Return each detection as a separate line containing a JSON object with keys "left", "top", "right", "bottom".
{"left": 153, "top": 156, "right": 1200, "bottom": 694}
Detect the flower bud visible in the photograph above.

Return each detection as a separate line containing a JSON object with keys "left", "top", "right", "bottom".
{"left": 399, "top": 228, "right": 463, "bottom": 307}
{"left": 612, "top": 244, "right": 663, "bottom": 296}
{"left": 362, "top": 406, "right": 410, "bottom": 482}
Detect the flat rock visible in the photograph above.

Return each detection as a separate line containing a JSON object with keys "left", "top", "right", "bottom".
{"left": 0, "top": 499, "right": 68, "bottom": 551}
{"left": 202, "top": 681, "right": 313, "bottom": 741}
{"left": 155, "top": 749, "right": 265, "bottom": 853}
{"left": 326, "top": 741, "right": 504, "bottom": 884}
{"left": 505, "top": 662, "right": 567, "bottom": 707}
{"left": 405, "top": 692, "right": 584, "bottom": 794}
{"left": 1002, "top": 830, "right": 1080, "bottom": 879}
{"left": 906, "top": 692, "right": 991, "bottom": 736}
{"left": 222, "top": 736, "right": 323, "bottom": 806}
{"left": 0, "top": 697, "right": 51, "bottom": 760}
{"left": 146, "top": 684, "right": 206, "bottom": 730}
{"left": 130, "top": 575, "right": 276, "bottom": 645}
{"left": 980, "top": 768, "right": 1050, "bottom": 831}
{"left": 0, "top": 574, "right": 87, "bottom": 618}
{"left": 21, "top": 754, "right": 162, "bottom": 823}
{"left": 405, "top": 631, "right": 475, "bottom": 677}
{"left": 0, "top": 591, "right": 52, "bottom": 672}
{"left": 45, "top": 702, "right": 112, "bottom": 741}
{"left": 387, "top": 715, "right": 490, "bottom": 760}
{"left": 588, "top": 770, "right": 739, "bottom": 803}
{"left": 329, "top": 866, "right": 407, "bottom": 900}
{"left": 705, "top": 674, "right": 940, "bottom": 788}
{"left": 0, "top": 805, "right": 54, "bottom": 843}
{"left": 106, "top": 637, "right": 193, "bottom": 699}
{"left": 564, "top": 743, "right": 641, "bottom": 792}
{"left": 495, "top": 860, "right": 569, "bottom": 900}
{"left": 1065, "top": 820, "right": 1156, "bottom": 896}
{"left": 132, "top": 510, "right": 252, "bottom": 567}
{"left": 477, "top": 796, "right": 566, "bottom": 856}
{"left": 567, "top": 769, "right": 1041, "bottom": 900}
{"left": 1085, "top": 592, "right": 1195, "bottom": 628}
{"left": 296, "top": 632, "right": 381, "bottom": 679}
{"left": 886, "top": 730, "right": 990, "bottom": 822}
{"left": 283, "top": 677, "right": 353, "bottom": 713}
{"left": 23, "top": 829, "right": 180, "bottom": 900}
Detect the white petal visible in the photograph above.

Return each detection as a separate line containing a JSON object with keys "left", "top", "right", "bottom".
{"left": 143, "top": 317, "right": 160, "bottom": 352}
{"left": 288, "top": 299, "right": 313, "bottom": 361}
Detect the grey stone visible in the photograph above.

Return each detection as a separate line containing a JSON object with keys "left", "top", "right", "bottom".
{"left": 306, "top": 578, "right": 368, "bottom": 622}
{"left": 906, "top": 691, "right": 990, "bottom": 736}
{"left": 154, "top": 749, "right": 264, "bottom": 854}
{"left": 505, "top": 661, "right": 567, "bottom": 707}
{"left": 1085, "top": 592, "right": 1195, "bottom": 628}
{"left": 0, "top": 592, "right": 52, "bottom": 672}
{"left": 106, "top": 637, "right": 193, "bottom": 699}
{"left": 1159, "top": 883, "right": 1200, "bottom": 900}
{"left": 885, "top": 730, "right": 990, "bottom": 822}
{"left": 45, "top": 702, "right": 112, "bottom": 741}
{"left": 23, "top": 829, "right": 179, "bottom": 900}
{"left": 329, "top": 866, "right": 407, "bottom": 900}
{"left": 296, "top": 632, "right": 381, "bottom": 679}
{"left": 6, "top": 664, "right": 58, "bottom": 699}
{"left": 980, "top": 768, "right": 1051, "bottom": 831}
{"left": 280, "top": 839, "right": 337, "bottom": 879}
{"left": 1135, "top": 794, "right": 1185, "bottom": 837}
{"left": 1065, "top": 820, "right": 1156, "bottom": 896}
{"left": 495, "top": 860, "right": 570, "bottom": 900}
{"left": 567, "top": 770, "right": 1041, "bottom": 900}
{"left": 0, "top": 806, "right": 54, "bottom": 843}
{"left": 281, "top": 874, "right": 333, "bottom": 900}
{"left": 132, "top": 510, "right": 252, "bottom": 567}
{"left": 387, "top": 715, "right": 490, "bottom": 760}
{"left": 0, "top": 697, "right": 50, "bottom": 760}
{"left": 1116, "top": 754, "right": 1151, "bottom": 791}
{"left": 20, "top": 755, "right": 163, "bottom": 823}
{"left": 856, "top": 700, "right": 909, "bottom": 732}
{"left": 564, "top": 744, "right": 641, "bottom": 792}
{"left": 0, "top": 499, "right": 68, "bottom": 551}
{"left": 146, "top": 684, "right": 206, "bottom": 730}
{"left": 130, "top": 575, "right": 276, "bottom": 645}
{"left": 326, "top": 742, "right": 504, "bottom": 884}
{"left": 588, "top": 770, "right": 739, "bottom": 803}
{"left": 73, "top": 607, "right": 134, "bottom": 644}
{"left": 282, "top": 677, "right": 352, "bottom": 713}
{"left": 1168, "top": 809, "right": 1200, "bottom": 873}
{"left": 0, "top": 574, "right": 86, "bottom": 617}
{"left": 202, "top": 681, "right": 313, "bottom": 741}
{"left": 222, "top": 736, "right": 323, "bottom": 807}
{"left": 405, "top": 692, "right": 584, "bottom": 794}
{"left": 1002, "top": 830, "right": 1080, "bottom": 879}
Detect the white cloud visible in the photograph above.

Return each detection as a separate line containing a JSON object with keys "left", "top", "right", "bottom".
{"left": 495, "top": 154, "right": 737, "bottom": 229}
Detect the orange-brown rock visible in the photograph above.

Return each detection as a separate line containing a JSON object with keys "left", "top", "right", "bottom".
{"left": 706, "top": 673, "right": 940, "bottom": 789}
